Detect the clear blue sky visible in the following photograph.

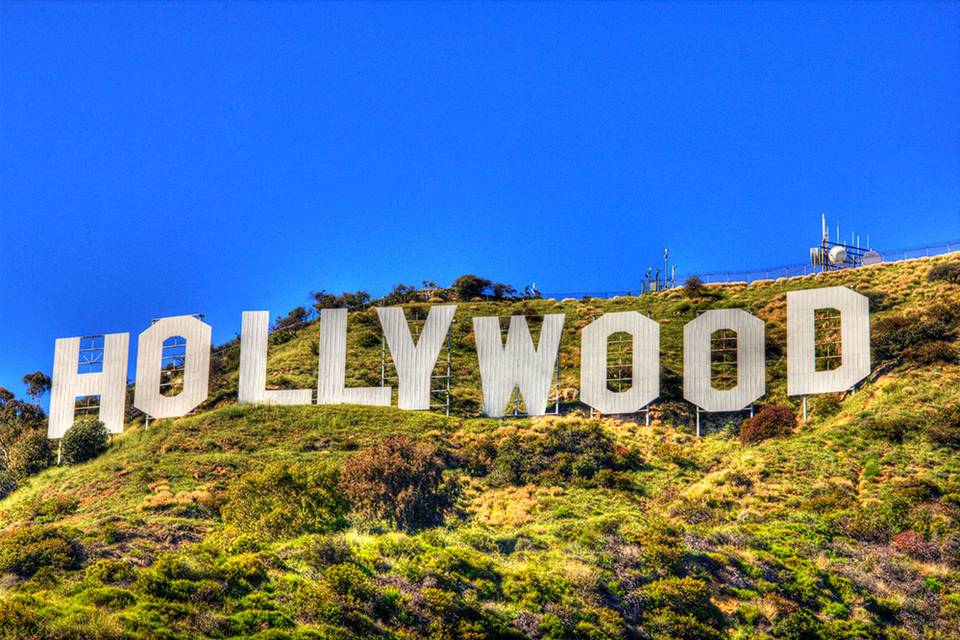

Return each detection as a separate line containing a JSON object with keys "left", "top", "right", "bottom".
{"left": 1, "top": 2, "right": 958, "bottom": 402}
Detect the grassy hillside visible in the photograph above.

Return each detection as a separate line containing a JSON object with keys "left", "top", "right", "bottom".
{"left": 2, "top": 254, "right": 960, "bottom": 640}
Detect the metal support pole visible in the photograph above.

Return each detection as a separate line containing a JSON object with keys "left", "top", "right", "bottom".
{"left": 380, "top": 331, "right": 386, "bottom": 387}
{"left": 802, "top": 396, "right": 807, "bottom": 422}
{"left": 554, "top": 352, "right": 560, "bottom": 415}
{"left": 749, "top": 404, "right": 754, "bottom": 418}
{"left": 696, "top": 406, "right": 701, "bottom": 437}
{"left": 645, "top": 404, "right": 650, "bottom": 427}
{"left": 445, "top": 330, "right": 451, "bottom": 417}
{"left": 57, "top": 440, "right": 62, "bottom": 465}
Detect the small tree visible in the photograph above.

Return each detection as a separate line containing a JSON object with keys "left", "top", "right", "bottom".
{"left": 310, "top": 290, "right": 338, "bottom": 311}
{"left": 273, "top": 306, "right": 311, "bottom": 329}
{"left": 741, "top": 405, "right": 796, "bottom": 444}
{"left": 0, "top": 388, "right": 46, "bottom": 470}
{"left": 61, "top": 420, "right": 109, "bottom": 464}
{"left": 450, "top": 274, "right": 492, "bottom": 301}
{"left": 928, "top": 262, "right": 960, "bottom": 285}
{"left": 684, "top": 275, "right": 705, "bottom": 296}
{"left": 8, "top": 431, "right": 53, "bottom": 479}
{"left": 490, "top": 283, "right": 517, "bottom": 300}
{"left": 340, "top": 436, "right": 459, "bottom": 531}
{"left": 21, "top": 372, "right": 51, "bottom": 403}
{"left": 337, "top": 291, "right": 371, "bottom": 310}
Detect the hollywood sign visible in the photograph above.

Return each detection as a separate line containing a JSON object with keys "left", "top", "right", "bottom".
{"left": 47, "top": 286, "right": 870, "bottom": 438}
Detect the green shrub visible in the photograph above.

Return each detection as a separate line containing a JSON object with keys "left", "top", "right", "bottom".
{"left": 77, "top": 585, "right": 136, "bottom": 608}
{"left": 341, "top": 435, "right": 459, "bottom": 531}
{"left": 7, "top": 430, "right": 53, "bottom": 479}
{"left": 458, "top": 438, "right": 497, "bottom": 477}
{"left": 906, "top": 340, "right": 958, "bottom": 365}
{"left": 0, "top": 471, "right": 16, "bottom": 500}
{"left": 872, "top": 312, "right": 954, "bottom": 363}
{"left": 0, "top": 597, "right": 45, "bottom": 639}
{"left": 928, "top": 262, "right": 960, "bottom": 284}
{"left": 924, "top": 404, "right": 960, "bottom": 449}
{"left": 839, "top": 496, "right": 910, "bottom": 542}
{"left": 638, "top": 577, "right": 725, "bottom": 639}
{"left": 86, "top": 558, "right": 136, "bottom": 584}
{"left": 487, "top": 421, "right": 643, "bottom": 487}
{"left": 303, "top": 535, "right": 354, "bottom": 569}
{"left": 0, "top": 526, "right": 84, "bottom": 578}
{"left": 740, "top": 405, "right": 796, "bottom": 445}
{"left": 809, "top": 394, "right": 842, "bottom": 420}
{"left": 61, "top": 419, "right": 109, "bottom": 464}
{"left": 862, "top": 414, "right": 921, "bottom": 444}
{"left": 27, "top": 494, "right": 78, "bottom": 523}
{"left": 221, "top": 462, "right": 349, "bottom": 540}
{"left": 325, "top": 563, "right": 374, "bottom": 602}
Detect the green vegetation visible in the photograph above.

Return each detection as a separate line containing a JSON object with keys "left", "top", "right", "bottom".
{"left": 0, "top": 255, "right": 959, "bottom": 639}
{"left": 61, "top": 419, "right": 110, "bottom": 464}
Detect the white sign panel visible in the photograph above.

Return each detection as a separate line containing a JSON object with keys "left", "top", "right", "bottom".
{"left": 473, "top": 314, "right": 564, "bottom": 418}
{"left": 787, "top": 286, "right": 870, "bottom": 396}
{"left": 683, "top": 309, "right": 765, "bottom": 412}
{"left": 580, "top": 311, "right": 659, "bottom": 414}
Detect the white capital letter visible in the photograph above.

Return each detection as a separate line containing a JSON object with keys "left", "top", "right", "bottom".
{"left": 317, "top": 308, "right": 390, "bottom": 406}
{"left": 580, "top": 311, "right": 659, "bottom": 414}
{"left": 787, "top": 286, "right": 870, "bottom": 396}
{"left": 473, "top": 314, "right": 564, "bottom": 417}
{"left": 239, "top": 311, "right": 312, "bottom": 405}
{"left": 683, "top": 309, "right": 765, "bottom": 412}
{"left": 49, "top": 333, "right": 129, "bottom": 438}
{"left": 134, "top": 315, "right": 212, "bottom": 418}
{"left": 377, "top": 305, "right": 456, "bottom": 410}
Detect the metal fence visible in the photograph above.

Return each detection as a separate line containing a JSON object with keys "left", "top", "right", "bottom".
{"left": 541, "top": 239, "right": 960, "bottom": 299}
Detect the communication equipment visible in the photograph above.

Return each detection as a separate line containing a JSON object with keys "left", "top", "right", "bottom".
{"left": 828, "top": 245, "right": 847, "bottom": 265}
{"left": 809, "top": 214, "right": 872, "bottom": 272}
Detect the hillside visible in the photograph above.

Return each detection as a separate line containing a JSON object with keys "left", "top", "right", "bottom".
{"left": 2, "top": 254, "right": 960, "bottom": 640}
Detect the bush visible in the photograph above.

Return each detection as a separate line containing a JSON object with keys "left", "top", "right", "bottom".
{"left": 0, "top": 597, "right": 45, "bottom": 639}
{"left": 221, "top": 462, "right": 349, "bottom": 540}
{"left": 839, "top": 496, "right": 910, "bottom": 542}
{"left": 0, "top": 526, "right": 84, "bottom": 578}
{"left": 638, "top": 577, "right": 725, "bottom": 639}
{"left": 928, "top": 262, "right": 960, "bottom": 284}
{"left": 7, "top": 430, "right": 53, "bottom": 479}
{"left": 340, "top": 436, "right": 459, "bottom": 531}
{"left": 925, "top": 404, "right": 960, "bottom": 449}
{"left": 61, "top": 419, "right": 108, "bottom": 464}
{"left": 872, "top": 312, "right": 955, "bottom": 363}
{"left": 684, "top": 275, "right": 705, "bottom": 296}
{"left": 809, "top": 394, "right": 842, "bottom": 420}
{"left": 863, "top": 414, "right": 921, "bottom": 444}
{"left": 487, "top": 421, "right": 643, "bottom": 487}
{"left": 86, "top": 558, "right": 136, "bottom": 584}
{"left": 905, "top": 340, "right": 958, "bottom": 365}
{"left": 458, "top": 438, "right": 497, "bottom": 477}
{"left": 740, "top": 405, "right": 796, "bottom": 445}
{"left": 0, "top": 471, "right": 16, "bottom": 500}
{"left": 769, "top": 609, "right": 823, "bottom": 639}
{"left": 891, "top": 530, "right": 932, "bottom": 559}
